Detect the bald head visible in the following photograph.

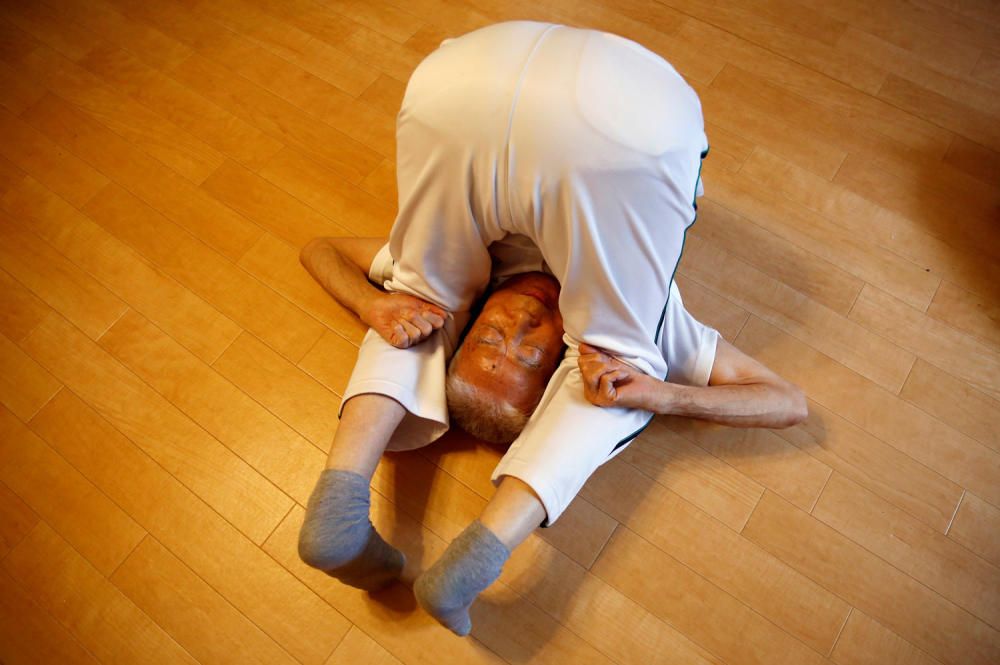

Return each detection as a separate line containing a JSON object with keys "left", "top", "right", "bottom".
{"left": 445, "top": 272, "right": 564, "bottom": 444}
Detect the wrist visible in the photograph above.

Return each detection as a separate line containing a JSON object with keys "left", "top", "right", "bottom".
{"left": 358, "top": 290, "right": 384, "bottom": 328}
{"left": 646, "top": 378, "right": 679, "bottom": 414}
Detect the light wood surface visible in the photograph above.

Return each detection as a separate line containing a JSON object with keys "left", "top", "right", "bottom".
{"left": 0, "top": 0, "right": 998, "bottom": 663}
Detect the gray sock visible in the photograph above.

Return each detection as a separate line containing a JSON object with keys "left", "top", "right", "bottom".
{"left": 414, "top": 520, "right": 510, "bottom": 636}
{"left": 297, "top": 469, "right": 404, "bottom": 591}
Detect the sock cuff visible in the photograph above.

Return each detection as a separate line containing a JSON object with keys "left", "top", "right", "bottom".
{"left": 461, "top": 520, "right": 511, "bottom": 568}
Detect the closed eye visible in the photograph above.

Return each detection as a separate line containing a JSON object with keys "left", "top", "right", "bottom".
{"left": 516, "top": 347, "right": 545, "bottom": 369}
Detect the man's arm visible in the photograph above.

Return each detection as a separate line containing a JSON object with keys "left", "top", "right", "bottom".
{"left": 578, "top": 340, "right": 808, "bottom": 428}
{"left": 300, "top": 237, "right": 446, "bottom": 348}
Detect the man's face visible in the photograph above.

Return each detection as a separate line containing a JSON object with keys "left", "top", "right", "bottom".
{"left": 451, "top": 272, "right": 564, "bottom": 414}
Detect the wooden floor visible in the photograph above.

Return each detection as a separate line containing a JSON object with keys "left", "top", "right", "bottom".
{"left": 0, "top": 0, "right": 998, "bottom": 663}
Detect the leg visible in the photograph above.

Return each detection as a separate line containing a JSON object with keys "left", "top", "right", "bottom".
{"left": 413, "top": 476, "right": 545, "bottom": 635}
{"left": 324, "top": 393, "right": 406, "bottom": 478}
{"left": 298, "top": 394, "right": 407, "bottom": 591}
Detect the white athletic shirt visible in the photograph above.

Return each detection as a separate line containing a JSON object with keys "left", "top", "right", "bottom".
{"left": 369, "top": 241, "right": 719, "bottom": 386}
{"left": 345, "top": 21, "right": 715, "bottom": 523}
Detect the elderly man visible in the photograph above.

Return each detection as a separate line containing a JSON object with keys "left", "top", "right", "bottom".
{"left": 297, "top": 21, "right": 806, "bottom": 636}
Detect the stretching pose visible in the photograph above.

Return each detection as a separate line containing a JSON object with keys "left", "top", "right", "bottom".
{"left": 297, "top": 21, "right": 807, "bottom": 636}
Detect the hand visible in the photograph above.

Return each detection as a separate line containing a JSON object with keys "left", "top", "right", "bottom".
{"left": 362, "top": 292, "right": 447, "bottom": 349}
{"left": 578, "top": 343, "right": 659, "bottom": 410}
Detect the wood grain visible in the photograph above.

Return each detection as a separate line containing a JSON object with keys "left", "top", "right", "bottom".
{"left": 2, "top": 0, "right": 997, "bottom": 661}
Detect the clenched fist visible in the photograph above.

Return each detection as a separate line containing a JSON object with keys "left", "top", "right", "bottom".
{"left": 577, "top": 343, "right": 657, "bottom": 410}
{"left": 363, "top": 292, "right": 447, "bottom": 349}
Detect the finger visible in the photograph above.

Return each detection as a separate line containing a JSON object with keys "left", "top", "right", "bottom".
{"left": 579, "top": 358, "right": 603, "bottom": 394}
{"left": 422, "top": 305, "right": 446, "bottom": 325}
{"left": 423, "top": 310, "right": 446, "bottom": 328}
{"left": 599, "top": 372, "right": 620, "bottom": 401}
{"left": 404, "top": 313, "right": 434, "bottom": 337}
{"left": 399, "top": 318, "right": 422, "bottom": 342}
{"left": 579, "top": 343, "right": 601, "bottom": 355}
{"left": 391, "top": 323, "right": 409, "bottom": 348}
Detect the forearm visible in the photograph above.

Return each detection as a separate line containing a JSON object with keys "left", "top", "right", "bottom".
{"left": 300, "top": 239, "right": 382, "bottom": 322}
{"left": 641, "top": 380, "right": 807, "bottom": 428}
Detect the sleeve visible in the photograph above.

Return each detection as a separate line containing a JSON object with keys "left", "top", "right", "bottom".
{"left": 368, "top": 242, "right": 394, "bottom": 286}
{"left": 660, "top": 282, "right": 719, "bottom": 386}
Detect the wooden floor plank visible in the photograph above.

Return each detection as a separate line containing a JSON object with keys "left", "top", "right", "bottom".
{"left": 500, "top": 532, "right": 722, "bottom": 665}
{"left": 195, "top": 0, "right": 381, "bottom": 97}
{"left": 830, "top": 610, "right": 942, "bottom": 665}
{"left": 593, "top": 526, "right": 829, "bottom": 665}
{"left": 28, "top": 389, "right": 352, "bottom": 665}
{"left": 772, "top": 399, "right": 963, "bottom": 532}
{"left": 619, "top": 419, "right": 765, "bottom": 531}
{"left": 99, "top": 310, "right": 325, "bottom": 505}
{"left": 834, "top": 153, "right": 1000, "bottom": 262}
{"left": 77, "top": 43, "right": 285, "bottom": 172}
{"left": 237, "top": 233, "right": 369, "bottom": 344}
{"left": 744, "top": 491, "right": 1000, "bottom": 665}
{"left": 259, "top": 147, "right": 395, "bottom": 237}
{"left": 850, "top": 285, "right": 1000, "bottom": 401}
{"left": 22, "top": 91, "right": 263, "bottom": 263}
{"left": 298, "top": 329, "right": 364, "bottom": 396}
{"left": 19, "top": 44, "right": 226, "bottom": 186}
{"left": 20, "top": 311, "right": 293, "bottom": 544}
{"left": 3, "top": 523, "right": 199, "bottom": 665}
{"left": 738, "top": 316, "right": 1000, "bottom": 509}
{"left": 0, "top": 405, "right": 144, "bottom": 576}
{"left": 900, "top": 359, "right": 1000, "bottom": 454}
{"left": 327, "top": 626, "right": 403, "bottom": 665}
{"left": 706, "top": 166, "right": 941, "bottom": 312}
{"left": 0, "top": 569, "right": 100, "bottom": 665}
{"left": 42, "top": 0, "right": 193, "bottom": 71}
{"left": 212, "top": 331, "right": 343, "bottom": 448}
{"left": 879, "top": 73, "right": 1000, "bottom": 152}
{"left": 581, "top": 458, "right": 851, "bottom": 654}
{"left": 111, "top": 536, "right": 301, "bottom": 665}
{"left": 202, "top": 159, "right": 351, "bottom": 249}
{"left": 680, "top": 238, "right": 915, "bottom": 394}
{"left": 2, "top": 0, "right": 998, "bottom": 661}
{"left": 190, "top": 22, "right": 396, "bottom": 158}
{"left": 0, "top": 2, "right": 96, "bottom": 63}
{"left": 0, "top": 481, "right": 37, "bottom": 559}
{"left": 167, "top": 51, "right": 381, "bottom": 184}
{"left": 0, "top": 107, "right": 108, "bottom": 208}
{"left": 692, "top": 197, "right": 864, "bottom": 316}
{"left": 2, "top": 176, "right": 242, "bottom": 364}
{"left": 0, "top": 267, "right": 50, "bottom": 343}
{"left": 0, "top": 215, "right": 128, "bottom": 341}
{"left": 662, "top": 417, "right": 833, "bottom": 513}
{"left": 82, "top": 182, "right": 324, "bottom": 362}
{"left": 927, "top": 280, "right": 1000, "bottom": 348}
{"left": 948, "top": 493, "right": 1000, "bottom": 569}
{"left": 943, "top": 134, "right": 1000, "bottom": 187}
{"left": 673, "top": 274, "right": 750, "bottom": 342}
{"left": 738, "top": 148, "right": 1000, "bottom": 301}
{"left": 813, "top": 473, "right": 1000, "bottom": 627}
{"left": 0, "top": 332, "right": 60, "bottom": 421}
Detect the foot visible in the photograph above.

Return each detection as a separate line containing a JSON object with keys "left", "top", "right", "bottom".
{"left": 413, "top": 521, "right": 510, "bottom": 636}
{"left": 298, "top": 469, "right": 405, "bottom": 591}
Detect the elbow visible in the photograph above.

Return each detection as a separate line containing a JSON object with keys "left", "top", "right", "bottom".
{"left": 299, "top": 237, "right": 332, "bottom": 270}
{"left": 780, "top": 385, "right": 808, "bottom": 428}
